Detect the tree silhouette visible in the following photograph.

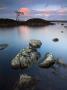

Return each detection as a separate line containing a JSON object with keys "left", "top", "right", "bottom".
{"left": 15, "top": 10, "right": 24, "bottom": 21}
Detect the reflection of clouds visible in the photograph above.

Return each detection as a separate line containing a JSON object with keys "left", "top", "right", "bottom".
{"left": 18, "top": 26, "right": 31, "bottom": 41}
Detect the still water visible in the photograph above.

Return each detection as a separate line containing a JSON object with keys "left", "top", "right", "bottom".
{"left": 0, "top": 22, "right": 67, "bottom": 90}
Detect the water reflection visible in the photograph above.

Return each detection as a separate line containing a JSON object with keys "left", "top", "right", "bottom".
{"left": 18, "top": 26, "right": 31, "bottom": 41}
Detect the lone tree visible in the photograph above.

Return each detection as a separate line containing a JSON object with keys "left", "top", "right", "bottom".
{"left": 15, "top": 10, "right": 24, "bottom": 21}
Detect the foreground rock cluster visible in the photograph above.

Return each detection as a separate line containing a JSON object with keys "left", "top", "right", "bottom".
{"left": 11, "top": 40, "right": 67, "bottom": 90}
{"left": 11, "top": 39, "right": 67, "bottom": 69}
{"left": 11, "top": 40, "right": 42, "bottom": 69}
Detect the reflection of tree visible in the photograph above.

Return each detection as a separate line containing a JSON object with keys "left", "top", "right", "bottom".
{"left": 15, "top": 10, "right": 24, "bottom": 21}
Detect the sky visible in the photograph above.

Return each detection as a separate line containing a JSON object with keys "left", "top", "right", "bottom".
{"left": 0, "top": 0, "right": 67, "bottom": 20}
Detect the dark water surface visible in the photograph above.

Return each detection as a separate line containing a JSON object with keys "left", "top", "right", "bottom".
{"left": 0, "top": 22, "right": 67, "bottom": 90}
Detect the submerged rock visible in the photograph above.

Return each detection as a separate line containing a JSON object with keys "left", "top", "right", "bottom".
{"left": 11, "top": 40, "right": 42, "bottom": 69}
{"left": 61, "top": 23, "right": 64, "bottom": 25}
{"left": 0, "top": 44, "right": 8, "bottom": 50}
{"left": 61, "top": 31, "right": 64, "bottom": 33}
{"left": 64, "top": 26, "right": 67, "bottom": 28}
{"left": 14, "top": 74, "right": 38, "bottom": 90}
{"left": 19, "top": 74, "right": 34, "bottom": 86}
{"left": 52, "top": 38, "right": 59, "bottom": 42}
{"left": 39, "top": 53, "right": 56, "bottom": 68}
{"left": 56, "top": 60, "right": 67, "bottom": 67}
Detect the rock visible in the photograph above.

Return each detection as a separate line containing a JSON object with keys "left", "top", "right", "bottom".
{"left": 64, "top": 26, "right": 67, "bottom": 28}
{"left": 29, "top": 40, "right": 42, "bottom": 49}
{"left": 61, "top": 23, "right": 64, "bottom": 25}
{"left": 61, "top": 31, "right": 64, "bottom": 33}
{"left": 39, "top": 53, "right": 56, "bottom": 68}
{"left": 52, "top": 38, "right": 59, "bottom": 42}
{"left": 11, "top": 48, "right": 41, "bottom": 69}
{"left": 56, "top": 60, "right": 67, "bottom": 67}
{"left": 0, "top": 44, "right": 8, "bottom": 50}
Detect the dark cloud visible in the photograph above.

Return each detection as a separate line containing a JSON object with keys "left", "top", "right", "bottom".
{"left": 0, "top": 0, "right": 67, "bottom": 7}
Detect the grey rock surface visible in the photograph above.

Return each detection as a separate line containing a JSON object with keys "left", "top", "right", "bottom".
{"left": 39, "top": 53, "right": 56, "bottom": 68}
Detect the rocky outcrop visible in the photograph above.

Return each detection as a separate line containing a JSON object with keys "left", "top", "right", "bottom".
{"left": 11, "top": 40, "right": 42, "bottom": 69}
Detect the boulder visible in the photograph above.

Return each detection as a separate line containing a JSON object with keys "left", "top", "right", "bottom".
{"left": 29, "top": 40, "right": 42, "bottom": 49}
{"left": 39, "top": 53, "right": 56, "bottom": 68}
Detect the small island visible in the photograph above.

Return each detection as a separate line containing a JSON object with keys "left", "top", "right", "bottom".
{"left": 0, "top": 18, "right": 54, "bottom": 27}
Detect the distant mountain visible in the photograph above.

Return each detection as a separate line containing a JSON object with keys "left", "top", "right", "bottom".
{"left": 0, "top": 18, "right": 54, "bottom": 27}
